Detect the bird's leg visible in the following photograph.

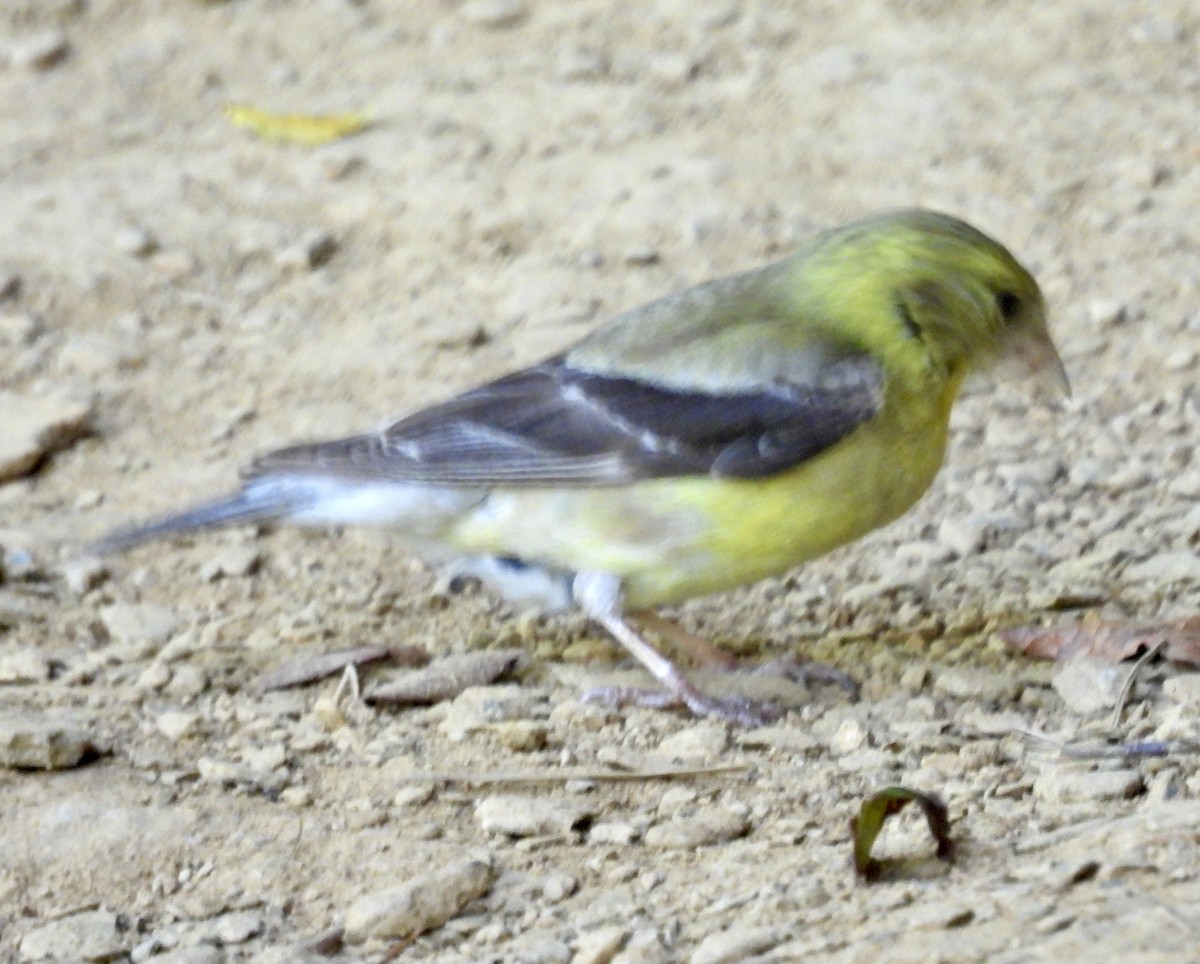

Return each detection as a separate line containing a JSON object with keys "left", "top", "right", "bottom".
{"left": 632, "top": 610, "right": 859, "bottom": 698}
{"left": 571, "top": 573, "right": 783, "bottom": 727}
{"left": 630, "top": 611, "right": 739, "bottom": 670}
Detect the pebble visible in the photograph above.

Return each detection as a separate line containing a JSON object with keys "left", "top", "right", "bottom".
{"left": 0, "top": 711, "right": 96, "bottom": 769}
{"left": 690, "top": 925, "right": 785, "bottom": 964}
{"left": 1163, "top": 674, "right": 1200, "bottom": 707}
{"left": 462, "top": 0, "right": 526, "bottom": 28}
{"left": 198, "top": 546, "right": 262, "bottom": 581}
{"left": 276, "top": 230, "right": 338, "bottom": 271}
{"left": 588, "top": 821, "right": 641, "bottom": 845}
{"left": 99, "top": 602, "right": 179, "bottom": 652}
{"left": 155, "top": 710, "right": 199, "bottom": 741}
{"left": 343, "top": 855, "right": 496, "bottom": 943}
{"left": 0, "top": 647, "right": 53, "bottom": 683}
{"left": 144, "top": 947, "right": 221, "bottom": 964}
{"left": 475, "top": 794, "right": 597, "bottom": 837}
{"left": 9, "top": 29, "right": 70, "bottom": 70}
{"left": 493, "top": 719, "right": 548, "bottom": 751}
{"left": 1033, "top": 768, "right": 1144, "bottom": 803}
{"left": 17, "top": 909, "right": 125, "bottom": 961}
{"left": 1088, "top": 299, "right": 1128, "bottom": 327}
{"left": 114, "top": 225, "right": 159, "bottom": 258}
{"left": 1051, "top": 656, "right": 1127, "bottom": 714}
{"left": 572, "top": 925, "right": 629, "bottom": 964}
{"left": 655, "top": 722, "right": 729, "bottom": 761}
{"left": 0, "top": 312, "right": 41, "bottom": 345}
{"left": 0, "top": 390, "right": 93, "bottom": 482}
{"left": 61, "top": 557, "right": 109, "bottom": 594}
{"left": 540, "top": 871, "right": 578, "bottom": 902}
{"left": 1124, "top": 551, "right": 1200, "bottom": 584}
{"left": 643, "top": 805, "right": 748, "bottom": 849}
{"left": 937, "top": 515, "right": 990, "bottom": 556}
{"left": 829, "top": 717, "right": 871, "bottom": 755}
{"left": 934, "top": 667, "right": 1022, "bottom": 703}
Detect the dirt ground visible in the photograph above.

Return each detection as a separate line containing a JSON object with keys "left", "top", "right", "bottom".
{"left": 3, "top": 0, "right": 1200, "bottom": 960}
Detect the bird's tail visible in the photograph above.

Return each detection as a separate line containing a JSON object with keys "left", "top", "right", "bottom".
{"left": 91, "top": 479, "right": 312, "bottom": 556}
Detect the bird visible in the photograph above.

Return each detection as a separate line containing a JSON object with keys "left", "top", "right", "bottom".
{"left": 94, "top": 209, "right": 1068, "bottom": 725}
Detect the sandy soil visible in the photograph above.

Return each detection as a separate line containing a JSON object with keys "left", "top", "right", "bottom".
{"left": 2, "top": 0, "right": 1200, "bottom": 960}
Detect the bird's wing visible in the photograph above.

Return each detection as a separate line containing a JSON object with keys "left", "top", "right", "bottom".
{"left": 248, "top": 348, "right": 885, "bottom": 487}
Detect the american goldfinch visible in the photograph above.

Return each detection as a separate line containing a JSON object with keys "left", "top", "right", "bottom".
{"left": 96, "top": 209, "right": 1067, "bottom": 725}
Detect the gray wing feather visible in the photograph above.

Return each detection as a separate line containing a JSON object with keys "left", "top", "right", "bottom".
{"left": 249, "top": 354, "right": 884, "bottom": 486}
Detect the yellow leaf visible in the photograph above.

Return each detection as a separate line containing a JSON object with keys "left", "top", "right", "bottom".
{"left": 224, "top": 105, "right": 371, "bottom": 145}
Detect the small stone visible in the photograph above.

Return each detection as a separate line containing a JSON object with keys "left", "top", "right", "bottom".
{"left": 9, "top": 29, "right": 70, "bottom": 70}
{"left": 135, "top": 661, "right": 171, "bottom": 692}
{"left": 0, "top": 711, "right": 96, "bottom": 769}
{"left": 211, "top": 910, "right": 264, "bottom": 945}
{"left": 493, "top": 720, "right": 548, "bottom": 751}
{"left": 937, "top": 515, "right": 989, "bottom": 556}
{"left": 155, "top": 710, "right": 199, "bottom": 741}
{"left": 18, "top": 910, "right": 126, "bottom": 961}
{"left": 114, "top": 225, "right": 159, "bottom": 258}
{"left": 475, "top": 794, "right": 596, "bottom": 837}
{"left": 61, "top": 557, "right": 109, "bottom": 594}
{"left": 1088, "top": 299, "right": 1128, "bottom": 327}
{"left": 649, "top": 52, "right": 698, "bottom": 86}
{"left": 588, "top": 821, "right": 641, "bottom": 845}
{"left": 1163, "top": 674, "right": 1200, "bottom": 708}
{"left": 540, "top": 872, "right": 578, "bottom": 902}
{"left": 656, "top": 786, "right": 697, "bottom": 816}
{"left": 655, "top": 722, "right": 729, "bottom": 761}
{"left": 462, "top": 0, "right": 526, "bottom": 28}
{"left": 242, "top": 744, "right": 287, "bottom": 774}
{"left": 0, "top": 312, "right": 41, "bottom": 346}
{"left": 343, "top": 855, "right": 495, "bottom": 943}
{"left": 829, "top": 718, "right": 871, "bottom": 755}
{"left": 643, "top": 805, "right": 748, "bottom": 849}
{"left": 145, "top": 947, "right": 222, "bottom": 964}
{"left": 572, "top": 925, "right": 629, "bottom": 964}
{"left": 198, "top": 546, "right": 262, "bottom": 581}
{"left": 280, "top": 786, "right": 312, "bottom": 807}
{"left": 0, "top": 647, "right": 52, "bottom": 684}
{"left": 934, "top": 667, "right": 1021, "bottom": 703}
{"left": 690, "top": 925, "right": 785, "bottom": 964}
{"left": 1033, "top": 768, "right": 1144, "bottom": 803}
{"left": 0, "top": 390, "right": 93, "bottom": 482}
{"left": 393, "top": 784, "right": 435, "bottom": 808}
{"left": 1051, "top": 656, "right": 1127, "bottom": 714}
{"left": 276, "top": 230, "right": 338, "bottom": 271}
{"left": 99, "top": 603, "right": 178, "bottom": 652}
{"left": 1125, "top": 551, "right": 1200, "bottom": 584}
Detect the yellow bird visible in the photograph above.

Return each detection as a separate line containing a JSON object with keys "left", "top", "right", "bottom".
{"left": 96, "top": 209, "right": 1068, "bottom": 725}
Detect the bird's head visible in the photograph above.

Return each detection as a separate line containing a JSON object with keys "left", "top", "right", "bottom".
{"left": 808, "top": 209, "right": 1070, "bottom": 399}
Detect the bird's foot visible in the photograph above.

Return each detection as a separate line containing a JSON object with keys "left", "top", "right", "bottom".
{"left": 749, "top": 657, "right": 861, "bottom": 699}
{"left": 581, "top": 683, "right": 784, "bottom": 728}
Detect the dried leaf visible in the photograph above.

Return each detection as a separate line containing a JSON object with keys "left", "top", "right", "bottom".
{"left": 850, "top": 786, "right": 955, "bottom": 881}
{"left": 1002, "top": 615, "right": 1200, "bottom": 665}
{"left": 366, "top": 649, "right": 523, "bottom": 705}
{"left": 225, "top": 105, "right": 371, "bottom": 144}
{"left": 258, "top": 645, "right": 429, "bottom": 692}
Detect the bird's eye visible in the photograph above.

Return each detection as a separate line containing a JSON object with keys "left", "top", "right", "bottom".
{"left": 996, "top": 291, "right": 1021, "bottom": 323}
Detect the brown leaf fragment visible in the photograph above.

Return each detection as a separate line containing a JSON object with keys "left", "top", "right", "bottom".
{"left": 850, "top": 786, "right": 955, "bottom": 882}
{"left": 1001, "top": 615, "right": 1200, "bottom": 666}
{"left": 258, "top": 645, "right": 429, "bottom": 692}
{"left": 365, "top": 649, "right": 523, "bottom": 705}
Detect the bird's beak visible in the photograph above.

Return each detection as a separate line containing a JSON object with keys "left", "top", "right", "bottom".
{"left": 1005, "top": 323, "right": 1071, "bottom": 400}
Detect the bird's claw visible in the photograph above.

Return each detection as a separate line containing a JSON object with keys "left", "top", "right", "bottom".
{"left": 581, "top": 684, "right": 784, "bottom": 727}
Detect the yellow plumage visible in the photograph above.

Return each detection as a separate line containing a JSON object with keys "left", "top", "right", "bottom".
{"left": 96, "top": 209, "right": 1067, "bottom": 724}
